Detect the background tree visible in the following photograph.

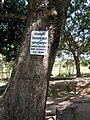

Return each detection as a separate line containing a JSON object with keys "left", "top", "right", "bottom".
{"left": 59, "top": 0, "right": 90, "bottom": 77}
{"left": 56, "top": 51, "right": 64, "bottom": 75}
{"left": 0, "top": 0, "right": 70, "bottom": 120}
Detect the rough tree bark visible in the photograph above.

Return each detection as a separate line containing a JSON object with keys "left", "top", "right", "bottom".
{"left": 0, "top": 0, "right": 70, "bottom": 120}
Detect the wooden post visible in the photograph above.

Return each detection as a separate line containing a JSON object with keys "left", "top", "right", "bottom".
{"left": 56, "top": 106, "right": 76, "bottom": 120}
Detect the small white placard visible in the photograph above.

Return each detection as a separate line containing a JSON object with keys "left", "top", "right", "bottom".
{"left": 30, "top": 31, "right": 48, "bottom": 55}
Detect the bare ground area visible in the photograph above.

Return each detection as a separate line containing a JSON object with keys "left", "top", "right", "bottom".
{"left": 0, "top": 77, "right": 90, "bottom": 120}
{"left": 46, "top": 77, "right": 90, "bottom": 120}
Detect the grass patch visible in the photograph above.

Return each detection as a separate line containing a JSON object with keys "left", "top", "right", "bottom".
{"left": 52, "top": 60, "right": 90, "bottom": 77}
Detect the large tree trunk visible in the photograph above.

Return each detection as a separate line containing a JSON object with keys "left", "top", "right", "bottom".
{"left": 0, "top": 0, "right": 70, "bottom": 120}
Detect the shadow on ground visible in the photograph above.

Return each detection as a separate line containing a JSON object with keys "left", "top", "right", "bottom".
{"left": 46, "top": 77, "right": 90, "bottom": 120}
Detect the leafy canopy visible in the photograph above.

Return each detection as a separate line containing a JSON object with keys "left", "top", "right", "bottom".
{"left": 0, "top": 0, "right": 28, "bottom": 61}
{"left": 60, "top": 0, "right": 90, "bottom": 55}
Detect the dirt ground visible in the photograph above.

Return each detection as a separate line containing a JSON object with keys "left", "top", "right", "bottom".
{"left": 45, "top": 77, "right": 90, "bottom": 120}
{"left": 1, "top": 77, "right": 90, "bottom": 120}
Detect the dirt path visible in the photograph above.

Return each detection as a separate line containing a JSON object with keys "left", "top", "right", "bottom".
{"left": 45, "top": 77, "right": 90, "bottom": 120}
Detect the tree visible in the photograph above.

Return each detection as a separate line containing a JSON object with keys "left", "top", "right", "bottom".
{"left": 0, "top": 0, "right": 70, "bottom": 120}
{"left": 60, "top": 0, "right": 90, "bottom": 77}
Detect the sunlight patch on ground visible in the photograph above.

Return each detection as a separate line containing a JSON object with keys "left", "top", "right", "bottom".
{"left": 58, "top": 100, "right": 72, "bottom": 110}
{"left": 46, "top": 110, "right": 52, "bottom": 113}
{"left": 46, "top": 101, "right": 54, "bottom": 105}
{"left": 45, "top": 116, "right": 56, "bottom": 120}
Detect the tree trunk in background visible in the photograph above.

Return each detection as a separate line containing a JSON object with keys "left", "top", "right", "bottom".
{"left": 0, "top": 0, "right": 70, "bottom": 120}
{"left": 73, "top": 53, "right": 81, "bottom": 77}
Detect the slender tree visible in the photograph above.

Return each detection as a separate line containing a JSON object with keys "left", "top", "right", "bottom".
{"left": 60, "top": 0, "right": 90, "bottom": 77}
{"left": 0, "top": 0, "right": 70, "bottom": 120}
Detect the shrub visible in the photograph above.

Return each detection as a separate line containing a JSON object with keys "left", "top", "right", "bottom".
{"left": 81, "top": 60, "right": 88, "bottom": 66}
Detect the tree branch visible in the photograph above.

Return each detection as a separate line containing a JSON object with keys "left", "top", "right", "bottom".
{"left": 0, "top": 13, "right": 27, "bottom": 21}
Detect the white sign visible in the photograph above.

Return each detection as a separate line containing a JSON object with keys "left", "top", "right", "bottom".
{"left": 30, "top": 31, "right": 48, "bottom": 55}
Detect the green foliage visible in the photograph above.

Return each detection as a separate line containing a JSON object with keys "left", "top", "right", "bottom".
{"left": 48, "top": 88, "right": 59, "bottom": 98}
{"left": 0, "top": 19, "right": 26, "bottom": 61}
{"left": 56, "top": 51, "right": 62, "bottom": 58}
{"left": 1, "top": 0, "right": 28, "bottom": 15}
{"left": 67, "top": 0, "right": 90, "bottom": 50}
{"left": 60, "top": 0, "right": 90, "bottom": 54}
{"left": 64, "top": 60, "right": 74, "bottom": 68}
{"left": 88, "top": 60, "right": 90, "bottom": 65}
{"left": 82, "top": 73, "right": 90, "bottom": 77}
{"left": 57, "top": 72, "right": 70, "bottom": 77}
{"left": 81, "top": 59, "right": 89, "bottom": 66}
{"left": 0, "top": 0, "right": 28, "bottom": 61}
